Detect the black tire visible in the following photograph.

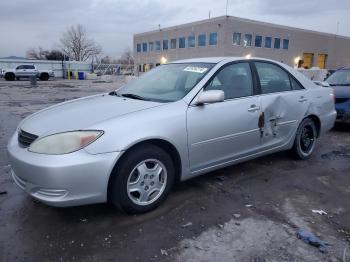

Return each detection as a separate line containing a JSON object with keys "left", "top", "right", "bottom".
{"left": 109, "top": 144, "right": 175, "bottom": 214}
{"left": 4, "top": 73, "right": 15, "bottom": 81}
{"left": 40, "top": 73, "right": 49, "bottom": 81}
{"left": 291, "top": 118, "right": 317, "bottom": 160}
{"left": 16, "top": 77, "right": 20, "bottom": 81}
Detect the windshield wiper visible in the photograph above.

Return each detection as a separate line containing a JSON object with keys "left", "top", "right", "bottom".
{"left": 329, "top": 83, "right": 350, "bottom": 86}
{"left": 120, "top": 93, "right": 149, "bottom": 101}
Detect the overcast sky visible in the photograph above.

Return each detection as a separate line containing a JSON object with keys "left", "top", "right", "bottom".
{"left": 0, "top": 0, "right": 349, "bottom": 58}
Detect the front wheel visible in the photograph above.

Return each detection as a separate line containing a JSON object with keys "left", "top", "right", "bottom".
{"left": 291, "top": 118, "right": 317, "bottom": 160}
{"left": 109, "top": 144, "right": 175, "bottom": 214}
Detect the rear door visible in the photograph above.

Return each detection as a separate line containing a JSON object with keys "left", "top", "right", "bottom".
{"left": 187, "top": 62, "right": 261, "bottom": 172}
{"left": 253, "top": 61, "right": 309, "bottom": 150}
{"left": 25, "top": 65, "right": 37, "bottom": 76}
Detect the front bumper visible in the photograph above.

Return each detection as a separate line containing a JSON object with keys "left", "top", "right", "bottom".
{"left": 7, "top": 132, "right": 121, "bottom": 207}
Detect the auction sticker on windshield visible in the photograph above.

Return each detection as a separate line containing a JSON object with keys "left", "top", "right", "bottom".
{"left": 184, "top": 66, "right": 208, "bottom": 74}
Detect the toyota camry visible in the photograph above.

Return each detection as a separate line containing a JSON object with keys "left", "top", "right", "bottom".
{"left": 8, "top": 57, "right": 336, "bottom": 214}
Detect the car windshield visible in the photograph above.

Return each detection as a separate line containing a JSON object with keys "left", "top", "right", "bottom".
{"left": 115, "top": 63, "right": 215, "bottom": 102}
{"left": 326, "top": 70, "right": 350, "bottom": 86}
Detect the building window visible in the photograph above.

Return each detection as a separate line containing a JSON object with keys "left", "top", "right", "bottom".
{"left": 209, "top": 32, "right": 218, "bottom": 45}
{"left": 243, "top": 34, "right": 252, "bottom": 47}
{"left": 137, "top": 44, "right": 141, "bottom": 53}
{"left": 317, "top": 54, "right": 327, "bottom": 69}
{"left": 283, "top": 39, "right": 289, "bottom": 50}
{"left": 149, "top": 42, "right": 154, "bottom": 51}
{"left": 163, "top": 40, "right": 168, "bottom": 50}
{"left": 179, "top": 37, "right": 186, "bottom": 48}
{"left": 232, "top": 32, "right": 241, "bottom": 45}
{"left": 170, "top": 39, "right": 177, "bottom": 49}
{"left": 255, "top": 35, "right": 262, "bottom": 47}
{"left": 188, "top": 36, "right": 195, "bottom": 47}
{"left": 274, "top": 38, "right": 281, "bottom": 49}
{"left": 264, "top": 37, "right": 272, "bottom": 48}
{"left": 155, "top": 41, "right": 161, "bottom": 51}
{"left": 142, "top": 43, "right": 147, "bottom": 52}
{"left": 198, "top": 34, "right": 206, "bottom": 46}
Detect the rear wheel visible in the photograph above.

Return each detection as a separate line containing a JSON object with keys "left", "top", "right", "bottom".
{"left": 109, "top": 144, "right": 175, "bottom": 214}
{"left": 291, "top": 118, "right": 317, "bottom": 159}
{"left": 4, "top": 73, "right": 15, "bottom": 81}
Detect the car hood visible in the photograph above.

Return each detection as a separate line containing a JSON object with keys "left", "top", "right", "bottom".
{"left": 331, "top": 85, "right": 350, "bottom": 98}
{"left": 20, "top": 93, "right": 163, "bottom": 137}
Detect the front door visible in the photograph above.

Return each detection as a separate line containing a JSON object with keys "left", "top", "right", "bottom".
{"left": 187, "top": 62, "right": 261, "bottom": 173}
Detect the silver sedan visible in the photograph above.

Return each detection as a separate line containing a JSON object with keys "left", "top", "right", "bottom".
{"left": 7, "top": 57, "right": 336, "bottom": 214}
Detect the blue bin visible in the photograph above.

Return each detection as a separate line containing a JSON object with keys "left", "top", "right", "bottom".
{"left": 78, "top": 72, "right": 84, "bottom": 80}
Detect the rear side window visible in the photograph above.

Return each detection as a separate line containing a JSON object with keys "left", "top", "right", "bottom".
{"left": 205, "top": 62, "right": 253, "bottom": 99}
{"left": 25, "top": 65, "right": 35, "bottom": 69}
{"left": 255, "top": 62, "right": 292, "bottom": 94}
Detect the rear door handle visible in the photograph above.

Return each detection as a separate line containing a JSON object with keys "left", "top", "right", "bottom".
{"left": 248, "top": 104, "right": 260, "bottom": 112}
{"left": 298, "top": 96, "right": 308, "bottom": 102}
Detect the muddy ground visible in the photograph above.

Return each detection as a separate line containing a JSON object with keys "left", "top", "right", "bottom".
{"left": 0, "top": 78, "right": 349, "bottom": 262}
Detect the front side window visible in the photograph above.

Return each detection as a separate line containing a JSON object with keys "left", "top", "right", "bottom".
{"left": 283, "top": 39, "right": 289, "bottom": 50}
{"left": 233, "top": 32, "right": 241, "bottom": 45}
{"left": 209, "top": 32, "right": 218, "bottom": 45}
{"left": 274, "top": 38, "right": 281, "bottom": 49}
{"left": 179, "top": 37, "right": 186, "bottom": 48}
{"left": 255, "top": 62, "right": 292, "bottom": 94}
{"left": 117, "top": 63, "right": 214, "bottom": 102}
{"left": 170, "top": 39, "right": 177, "bottom": 49}
{"left": 205, "top": 62, "right": 253, "bottom": 99}
{"left": 243, "top": 34, "right": 252, "bottom": 47}
{"left": 137, "top": 44, "right": 141, "bottom": 52}
{"left": 155, "top": 41, "right": 161, "bottom": 51}
{"left": 265, "top": 37, "right": 272, "bottom": 48}
{"left": 142, "top": 43, "right": 147, "bottom": 52}
{"left": 198, "top": 34, "right": 206, "bottom": 46}
{"left": 188, "top": 36, "right": 195, "bottom": 48}
{"left": 149, "top": 42, "right": 154, "bottom": 51}
{"left": 163, "top": 40, "right": 168, "bottom": 50}
{"left": 255, "top": 35, "right": 262, "bottom": 47}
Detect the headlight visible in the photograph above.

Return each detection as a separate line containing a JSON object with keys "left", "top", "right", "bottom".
{"left": 28, "top": 130, "right": 103, "bottom": 155}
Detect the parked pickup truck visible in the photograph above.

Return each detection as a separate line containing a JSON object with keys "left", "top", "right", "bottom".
{"left": 3, "top": 65, "right": 54, "bottom": 81}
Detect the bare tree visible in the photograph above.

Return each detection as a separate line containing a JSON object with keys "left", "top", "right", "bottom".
{"left": 26, "top": 47, "right": 49, "bottom": 60}
{"left": 117, "top": 48, "right": 134, "bottom": 65}
{"left": 26, "top": 47, "right": 68, "bottom": 61}
{"left": 60, "top": 24, "right": 102, "bottom": 61}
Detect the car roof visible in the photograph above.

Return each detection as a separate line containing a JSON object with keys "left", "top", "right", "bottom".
{"left": 170, "top": 57, "right": 283, "bottom": 64}
{"left": 170, "top": 57, "right": 230, "bottom": 64}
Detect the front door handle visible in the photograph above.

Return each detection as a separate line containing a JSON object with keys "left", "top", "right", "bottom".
{"left": 298, "top": 96, "right": 308, "bottom": 102}
{"left": 248, "top": 104, "right": 260, "bottom": 112}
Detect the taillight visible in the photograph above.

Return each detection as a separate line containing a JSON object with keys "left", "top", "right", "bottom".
{"left": 330, "top": 88, "right": 335, "bottom": 103}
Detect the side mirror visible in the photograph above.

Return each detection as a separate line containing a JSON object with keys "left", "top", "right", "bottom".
{"left": 196, "top": 90, "right": 225, "bottom": 105}
{"left": 313, "top": 81, "right": 330, "bottom": 87}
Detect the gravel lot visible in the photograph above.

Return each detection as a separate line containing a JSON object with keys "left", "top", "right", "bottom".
{"left": 0, "top": 78, "right": 349, "bottom": 261}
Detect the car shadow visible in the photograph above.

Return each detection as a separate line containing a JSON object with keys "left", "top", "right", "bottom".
{"left": 333, "top": 122, "right": 350, "bottom": 132}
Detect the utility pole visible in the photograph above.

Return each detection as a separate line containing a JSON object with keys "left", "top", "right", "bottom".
{"left": 226, "top": 0, "right": 229, "bottom": 16}
{"left": 334, "top": 21, "right": 339, "bottom": 68}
